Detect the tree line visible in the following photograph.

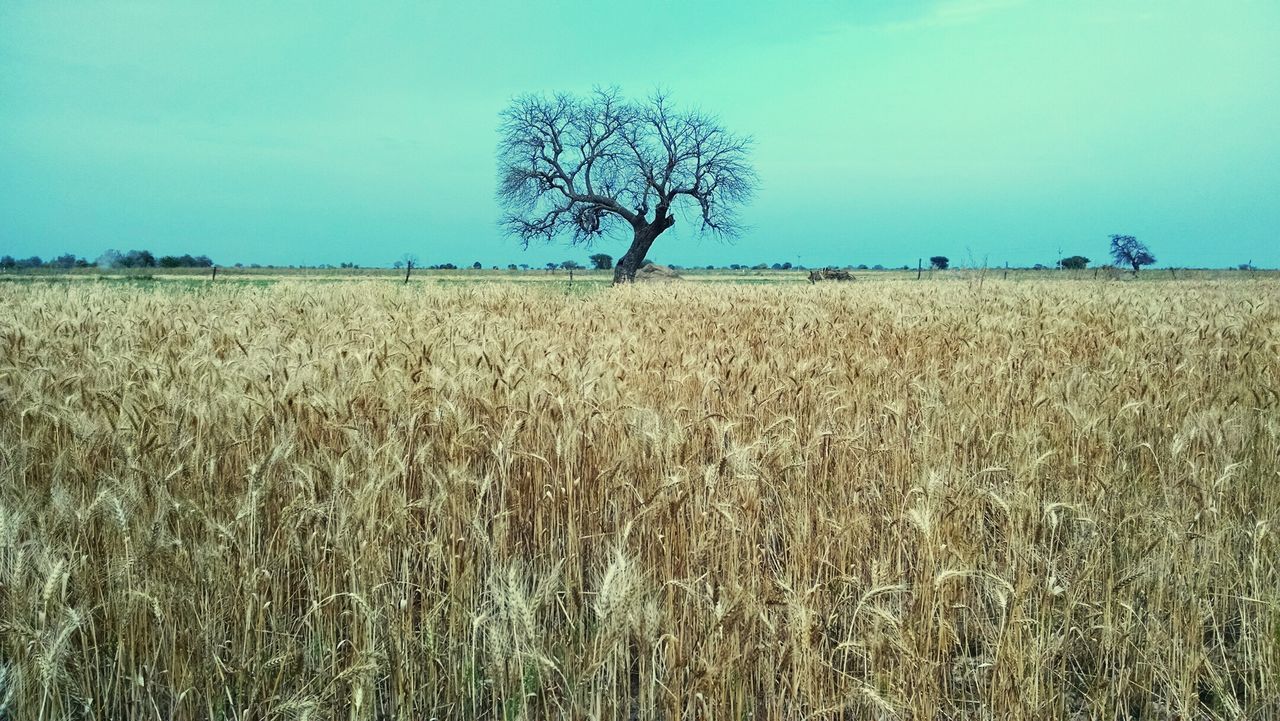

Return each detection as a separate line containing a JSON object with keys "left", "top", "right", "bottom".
{"left": 1, "top": 249, "right": 214, "bottom": 270}
{"left": 2, "top": 237, "right": 1259, "bottom": 276}
{"left": 422, "top": 237, "right": 1163, "bottom": 274}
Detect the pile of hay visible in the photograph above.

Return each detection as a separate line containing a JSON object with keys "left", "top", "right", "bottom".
{"left": 634, "top": 264, "right": 684, "bottom": 282}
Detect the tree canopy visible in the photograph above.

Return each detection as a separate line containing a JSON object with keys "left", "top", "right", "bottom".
{"left": 497, "top": 88, "right": 755, "bottom": 283}
{"left": 1109, "top": 235, "right": 1156, "bottom": 273}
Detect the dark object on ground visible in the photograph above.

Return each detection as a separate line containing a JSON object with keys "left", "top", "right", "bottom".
{"left": 634, "top": 264, "right": 684, "bottom": 282}
{"left": 808, "top": 268, "right": 855, "bottom": 283}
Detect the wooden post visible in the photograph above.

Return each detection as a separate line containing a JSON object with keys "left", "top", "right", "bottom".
{"left": 1169, "top": 267, "right": 1177, "bottom": 280}
{"left": 569, "top": 268, "right": 574, "bottom": 283}
{"left": 1002, "top": 261, "right": 1008, "bottom": 280}
{"left": 916, "top": 258, "right": 922, "bottom": 280}
{"left": 404, "top": 261, "right": 412, "bottom": 285}
{"left": 212, "top": 266, "right": 217, "bottom": 281}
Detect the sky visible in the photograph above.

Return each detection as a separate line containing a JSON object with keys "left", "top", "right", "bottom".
{"left": 1, "top": 0, "right": 1278, "bottom": 269}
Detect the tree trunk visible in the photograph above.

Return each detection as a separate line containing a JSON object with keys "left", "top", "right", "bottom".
{"left": 612, "top": 216, "right": 673, "bottom": 285}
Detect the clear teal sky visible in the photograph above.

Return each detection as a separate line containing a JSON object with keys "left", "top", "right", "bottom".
{"left": 2, "top": 1, "right": 1278, "bottom": 268}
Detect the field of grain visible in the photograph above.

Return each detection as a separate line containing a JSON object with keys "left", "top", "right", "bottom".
{"left": 1, "top": 279, "right": 1277, "bottom": 720}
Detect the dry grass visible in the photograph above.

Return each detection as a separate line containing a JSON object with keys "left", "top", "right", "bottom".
{"left": 1, "top": 279, "right": 1277, "bottom": 720}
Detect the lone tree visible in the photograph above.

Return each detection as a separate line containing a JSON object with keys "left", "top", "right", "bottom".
{"left": 497, "top": 89, "right": 756, "bottom": 284}
{"left": 930, "top": 256, "right": 950, "bottom": 270}
{"left": 1109, "top": 235, "right": 1155, "bottom": 274}
{"left": 589, "top": 253, "right": 613, "bottom": 270}
{"left": 400, "top": 253, "right": 418, "bottom": 284}
{"left": 1060, "top": 255, "right": 1090, "bottom": 270}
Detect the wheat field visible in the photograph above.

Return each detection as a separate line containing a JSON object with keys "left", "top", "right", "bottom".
{"left": 1, "top": 279, "right": 1277, "bottom": 720}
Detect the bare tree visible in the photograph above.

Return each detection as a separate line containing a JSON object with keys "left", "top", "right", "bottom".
{"left": 497, "top": 89, "right": 756, "bottom": 284}
{"left": 401, "top": 253, "right": 418, "bottom": 284}
{"left": 1109, "top": 235, "right": 1156, "bottom": 274}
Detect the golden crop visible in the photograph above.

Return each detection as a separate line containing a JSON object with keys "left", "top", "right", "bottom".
{"left": 1, "top": 280, "right": 1277, "bottom": 720}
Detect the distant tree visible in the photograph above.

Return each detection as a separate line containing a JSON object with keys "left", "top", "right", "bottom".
{"left": 518, "top": 263, "right": 529, "bottom": 270}
{"left": 393, "top": 261, "right": 403, "bottom": 269}
{"left": 1060, "top": 255, "right": 1090, "bottom": 270}
{"left": 781, "top": 262, "right": 792, "bottom": 270}
{"left": 17, "top": 256, "right": 44, "bottom": 269}
{"left": 158, "top": 254, "right": 209, "bottom": 268}
{"left": 121, "top": 249, "right": 156, "bottom": 268}
{"left": 545, "top": 262, "right": 558, "bottom": 271}
{"left": 752, "top": 263, "right": 768, "bottom": 270}
{"left": 729, "top": 264, "right": 743, "bottom": 270}
{"left": 400, "top": 254, "right": 419, "bottom": 284}
{"left": 507, "top": 263, "right": 518, "bottom": 270}
{"left": 561, "top": 260, "right": 583, "bottom": 270}
{"left": 1237, "top": 262, "right": 1256, "bottom": 271}
{"left": 705, "top": 264, "right": 715, "bottom": 270}
{"left": 640, "top": 259, "right": 655, "bottom": 267}
{"left": 497, "top": 89, "right": 756, "bottom": 284}
{"left": 930, "top": 256, "right": 950, "bottom": 270}
{"left": 855, "top": 264, "right": 868, "bottom": 270}
{"left": 50, "top": 253, "right": 80, "bottom": 269}
{"left": 588, "top": 253, "right": 613, "bottom": 270}
{"left": 1109, "top": 235, "right": 1156, "bottom": 274}
{"left": 770, "top": 262, "right": 782, "bottom": 270}
{"left": 95, "top": 250, "right": 121, "bottom": 268}
{"left": 0, "top": 255, "right": 15, "bottom": 269}
{"left": 472, "top": 261, "right": 483, "bottom": 270}
{"left": 872, "top": 264, "right": 884, "bottom": 271}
